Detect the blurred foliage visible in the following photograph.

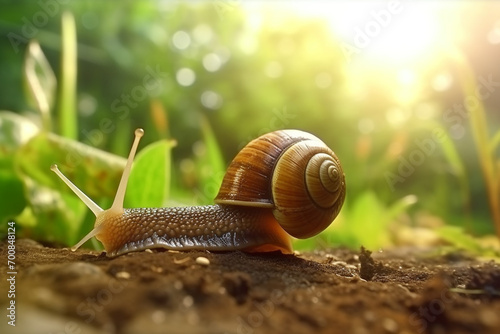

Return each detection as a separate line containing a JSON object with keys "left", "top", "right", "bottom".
{"left": 0, "top": 1, "right": 499, "bottom": 254}
{"left": 450, "top": 49, "right": 500, "bottom": 238}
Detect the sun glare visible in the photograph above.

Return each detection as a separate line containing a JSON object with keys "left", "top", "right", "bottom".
{"left": 263, "top": 1, "right": 455, "bottom": 68}
{"left": 363, "top": 6, "right": 441, "bottom": 65}
{"left": 239, "top": 1, "right": 467, "bottom": 107}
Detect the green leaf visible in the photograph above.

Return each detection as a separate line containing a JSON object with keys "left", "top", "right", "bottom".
{"left": 0, "top": 172, "right": 26, "bottom": 226}
{"left": 20, "top": 177, "right": 86, "bottom": 246}
{"left": 24, "top": 40, "right": 56, "bottom": 132}
{"left": 125, "top": 139, "right": 176, "bottom": 207}
{"left": 0, "top": 111, "right": 39, "bottom": 225}
{"left": 16, "top": 132, "right": 126, "bottom": 200}
{"left": 0, "top": 111, "right": 39, "bottom": 168}
{"left": 13, "top": 131, "right": 129, "bottom": 246}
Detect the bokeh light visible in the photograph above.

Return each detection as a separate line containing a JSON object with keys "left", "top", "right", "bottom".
{"left": 203, "top": 53, "right": 222, "bottom": 72}
{"left": 172, "top": 30, "right": 191, "bottom": 50}
{"left": 176, "top": 68, "right": 196, "bottom": 86}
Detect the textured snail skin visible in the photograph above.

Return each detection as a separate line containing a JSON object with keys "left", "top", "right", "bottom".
{"left": 95, "top": 205, "right": 293, "bottom": 256}
{"left": 53, "top": 129, "right": 345, "bottom": 257}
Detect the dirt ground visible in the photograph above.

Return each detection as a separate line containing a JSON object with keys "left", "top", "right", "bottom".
{"left": 1, "top": 239, "right": 499, "bottom": 334}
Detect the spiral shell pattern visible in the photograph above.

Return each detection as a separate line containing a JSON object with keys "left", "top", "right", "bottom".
{"left": 215, "top": 130, "right": 345, "bottom": 239}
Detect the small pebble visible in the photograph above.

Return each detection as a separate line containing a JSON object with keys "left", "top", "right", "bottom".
{"left": 363, "top": 311, "right": 375, "bottom": 322}
{"left": 151, "top": 310, "right": 166, "bottom": 324}
{"left": 352, "top": 325, "right": 369, "bottom": 334}
{"left": 195, "top": 256, "right": 210, "bottom": 266}
{"left": 115, "top": 271, "right": 131, "bottom": 279}
{"left": 151, "top": 265, "right": 163, "bottom": 273}
{"left": 33, "top": 287, "right": 66, "bottom": 313}
{"left": 382, "top": 318, "right": 398, "bottom": 333}
{"left": 183, "top": 295, "right": 194, "bottom": 308}
{"left": 173, "top": 280, "right": 183, "bottom": 290}
{"left": 331, "top": 261, "right": 358, "bottom": 270}
{"left": 397, "top": 284, "right": 418, "bottom": 298}
{"left": 480, "top": 309, "right": 498, "bottom": 327}
{"left": 186, "top": 310, "right": 200, "bottom": 325}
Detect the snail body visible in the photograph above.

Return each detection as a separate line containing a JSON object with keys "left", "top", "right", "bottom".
{"left": 51, "top": 129, "right": 345, "bottom": 257}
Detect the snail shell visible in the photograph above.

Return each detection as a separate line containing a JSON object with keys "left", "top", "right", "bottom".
{"left": 215, "top": 129, "right": 345, "bottom": 238}
{"left": 51, "top": 128, "right": 346, "bottom": 256}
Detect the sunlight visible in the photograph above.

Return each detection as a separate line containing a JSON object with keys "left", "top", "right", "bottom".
{"left": 363, "top": 6, "right": 441, "bottom": 66}
{"left": 237, "top": 2, "right": 466, "bottom": 108}
{"left": 273, "top": 1, "right": 455, "bottom": 67}
{"left": 267, "top": 1, "right": 464, "bottom": 107}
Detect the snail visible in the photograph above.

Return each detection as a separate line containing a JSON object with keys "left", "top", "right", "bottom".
{"left": 51, "top": 128, "right": 345, "bottom": 257}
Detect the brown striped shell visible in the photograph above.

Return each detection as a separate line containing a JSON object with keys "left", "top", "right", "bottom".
{"left": 215, "top": 129, "right": 346, "bottom": 239}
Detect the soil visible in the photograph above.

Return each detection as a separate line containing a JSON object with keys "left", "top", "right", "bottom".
{"left": 1, "top": 239, "right": 500, "bottom": 334}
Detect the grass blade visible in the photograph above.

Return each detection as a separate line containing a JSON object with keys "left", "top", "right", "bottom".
{"left": 450, "top": 48, "right": 500, "bottom": 236}
{"left": 490, "top": 130, "right": 500, "bottom": 154}
{"left": 195, "top": 116, "right": 226, "bottom": 203}
{"left": 200, "top": 115, "right": 226, "bottom": 177}
{"left": 58, "top": 11, "right": 77, "bottom": 139}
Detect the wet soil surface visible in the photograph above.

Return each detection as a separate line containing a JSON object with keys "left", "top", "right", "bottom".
{"left": 1, "top": 239, "right": 500, "bottom": 334}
